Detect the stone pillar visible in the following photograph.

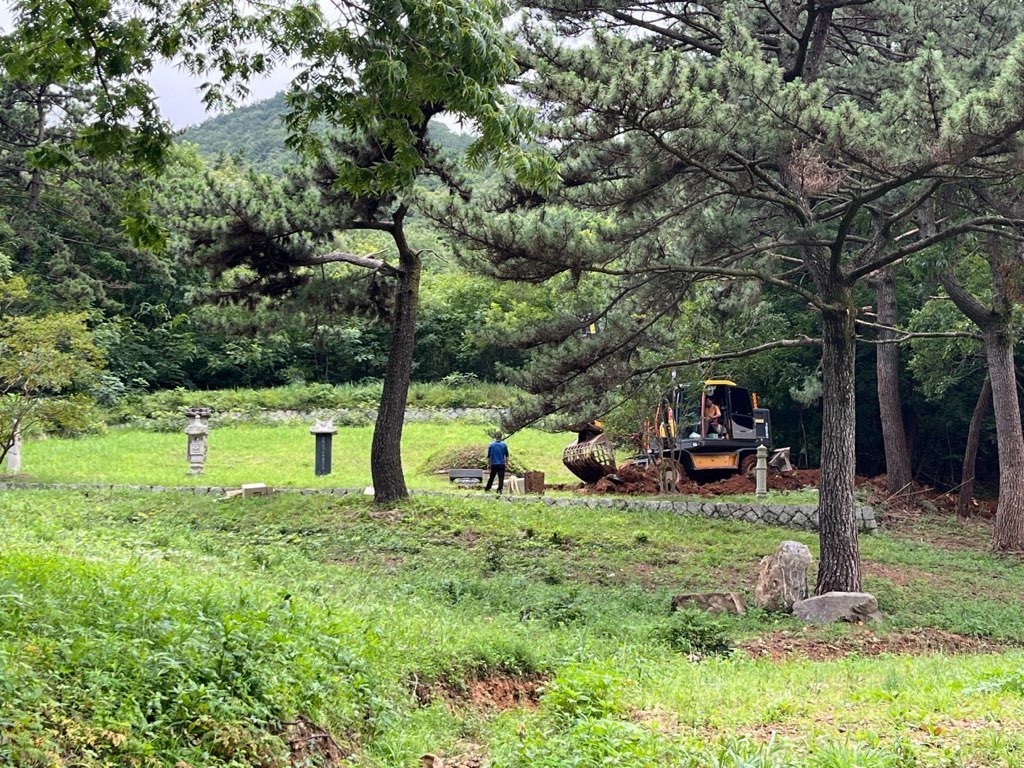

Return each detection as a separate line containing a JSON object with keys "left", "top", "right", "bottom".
{"left": 184, "top": 407, "right": 212, "bottom": 475}
{"left": 755, "top": 444, "right": 768, "bottom": 497}
{"left": 5, "top": 430, "right": 21, "bottom": 473}
{"left": 310, "top": 419, "right": 337, "bottom": 476}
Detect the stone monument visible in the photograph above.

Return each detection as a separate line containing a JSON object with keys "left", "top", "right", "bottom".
{"left": 184, "top": 407, "right": 212, "bottom": 475}
{"left": 310, "top": 419, "right": 337, "bottom": 476}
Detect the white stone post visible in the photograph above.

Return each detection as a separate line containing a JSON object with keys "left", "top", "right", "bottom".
{"left": 5, "top": 430, "right": 22, "bottom": 473}
{"left": 755, "top": 444, "right": 768, "bottom": 497}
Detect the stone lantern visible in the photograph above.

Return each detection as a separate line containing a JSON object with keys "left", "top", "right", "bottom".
{"left": 184, "top": 407, "right": 212, "bottom": 475}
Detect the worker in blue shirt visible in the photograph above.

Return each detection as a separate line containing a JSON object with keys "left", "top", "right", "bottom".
{"left": 484, "top": 432, "right": 509, "bottom": 494}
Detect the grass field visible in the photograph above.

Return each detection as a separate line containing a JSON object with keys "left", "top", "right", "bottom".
{"left": 12, "top": 423, "right": 580, "bottom": 489}
{"left": 2, "top": 488, "right": 1023, "bottom": 767}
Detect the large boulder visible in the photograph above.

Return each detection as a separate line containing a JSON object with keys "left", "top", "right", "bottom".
{"left": 754, "top": 541, "right": 812, "bottom": 612}
{"left": 671, "top": 592, "right": 746, "bottom": 615}
{"left": 792, "top": 591, "right": 883, "bottom": 624}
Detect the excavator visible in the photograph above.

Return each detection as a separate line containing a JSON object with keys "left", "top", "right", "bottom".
{"left": 562, "top": 379, "right": 793, "bottom": 490}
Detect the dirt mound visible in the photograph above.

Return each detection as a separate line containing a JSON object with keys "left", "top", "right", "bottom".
{"left": 413, "top": 672, "right": 546, "bottom": 711}
{"left": 738, "top": 628, "right": 1008, "bottom": 661}
{"left": 587, "top": 464, "right": 662, "bottom": 495}
{"left": 580, "top": 466, "right": 821, "bottom": 496}
{"left": 283, "top": 717, "right": 349, "bottom": 766}
{"left": 689, "top": 468, "right": 821, "bottom": 496}
{"left": 418, "top": 444, "right": 529, "bottom": 475}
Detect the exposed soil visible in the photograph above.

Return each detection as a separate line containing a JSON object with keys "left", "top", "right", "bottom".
{"left": 413, "top": 672, "right": 546, "bottom": 711}
{"left": 862, "top": 475, "right": 998, "bottom": 520}
{"left": 576, "top": 464, "right": 822, "bottom": 496}
{"left": 738, "top": 628, "right": 1009, "bottom": 662}
{"left": 283, "top": 716, "right": 349, "bottom": 767}
{"left": 421, "top": 745, "right": 487, "bottom": 768}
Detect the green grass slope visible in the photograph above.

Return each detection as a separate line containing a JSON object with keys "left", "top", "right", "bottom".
{"left": 1, "top": 489, "right": 1023, "bottom": 767}
{"left": 15, "top": 423, "right": 578, "bottom": 489}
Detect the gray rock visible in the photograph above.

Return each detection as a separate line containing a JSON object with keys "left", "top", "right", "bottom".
{"left": 754, "top": 540, "right": 812, "bottom": 612}
{"left": 671, "top": 591, "right": 746, "bottom": 615}
{"left": 792, "top": 591, "right": 882, "bottom": 624}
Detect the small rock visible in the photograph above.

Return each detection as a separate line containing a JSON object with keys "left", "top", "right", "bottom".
{"left": 754, "top": 541, "right": 812, "bottom": 613}
{"left": 792, "top": 591, "right": 882, "bottom": 624}
{"left": 671, "top": 592, "right": 746, "bottom": 615}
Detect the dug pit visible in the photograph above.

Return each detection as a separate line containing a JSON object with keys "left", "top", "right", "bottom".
{"left": 413, "top": 672, "right": 546, "bottom": 711}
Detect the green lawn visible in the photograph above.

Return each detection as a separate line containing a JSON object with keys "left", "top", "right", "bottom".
{"left": 14, "top": 422, "right": 580, "bottom": 489}
{"left": 2, "top": 489, "right": 1023, "bottom": 767}
{"left": 10, "top": 424, "right": 821, "bottom": 505}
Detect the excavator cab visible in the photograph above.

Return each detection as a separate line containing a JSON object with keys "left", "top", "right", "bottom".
{"left": 561, "top": 379, "right": 791, "bottom": 486}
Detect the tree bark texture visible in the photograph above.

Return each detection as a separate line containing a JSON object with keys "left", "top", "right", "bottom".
{"left": 984, "top": 329, "right": 1024, "bottom": 549}
{"left": 370, "top": 242, "right": 422, "bottom": 504}
{"left": 874, "top": 267, "right": 914, "bottom": 495}
{"left": 958, "top": 376, "right": 991, "bottom": 517}
{"left": 815, "top": 304, "right": 862, "bottom": 594}
{"left": 940, "top": 251, "right": 1024, "bottom": 550}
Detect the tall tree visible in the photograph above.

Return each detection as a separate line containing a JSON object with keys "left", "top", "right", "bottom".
{"left": 7, "top": 0, "right": 549, "bottom": 503}
{"left": 434, "top": 1, "right": 1024, "bottom": 591}
{"left": 872, "top": 266, "right": 914, "bottom": 495}
{"left": 166, "top": 0, "right": 550, "bottom": 503}
{"left": 936, "top": 225, "right": 1024, "bottom": 549}
{"left": 959, "top": 376, "right": 992, "bottom": 517}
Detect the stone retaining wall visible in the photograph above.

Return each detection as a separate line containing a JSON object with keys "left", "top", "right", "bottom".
{"left": 0, "top": 482, "right": 878, "bottom": 533}
{"left": 210, "top": 407, "right": 505, "bottom": 426}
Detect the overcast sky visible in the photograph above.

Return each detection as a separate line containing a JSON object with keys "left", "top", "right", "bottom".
{"left": 1, "top": 4, "right": 472, "bottom": 132}
{"left": 149, "top": 60, "right": 296, "bottom": 129}
{"left": 0, "top": 4, "right": 300, "bottom": 129}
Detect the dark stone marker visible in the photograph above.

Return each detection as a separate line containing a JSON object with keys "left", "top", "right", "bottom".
{"left": 310, "top": 420, "right": 338, "bottom": 476}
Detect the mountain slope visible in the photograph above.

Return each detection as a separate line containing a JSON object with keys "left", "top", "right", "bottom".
{"left": 181, "top": 92, "right": 475, "bottom": 174}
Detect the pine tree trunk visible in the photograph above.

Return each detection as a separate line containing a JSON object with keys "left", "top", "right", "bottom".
{"left": 816, "top": 304, "right": 862, "bottom": 594}
{"left": 984, "top": 328, "right": 1024, "bottom": 550}
{"left": 874, "top": 267, "right": 913, "bottom": 495}
{"left": 370, "top": 244, "right": 422, "bottom": 505}
{"left": 958, "top": 376, "right": 991, "bottom": 517}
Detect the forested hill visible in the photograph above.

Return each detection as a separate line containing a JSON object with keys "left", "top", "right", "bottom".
{"left": 181, "top": 92, "right": 476, "bottom": 174}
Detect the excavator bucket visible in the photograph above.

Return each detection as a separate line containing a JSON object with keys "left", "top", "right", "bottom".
{"left": 563, "top": 423, "right": 617, "bottom": 483}
{"left": 769, "top": 447, "right": 794, "bottom": 474}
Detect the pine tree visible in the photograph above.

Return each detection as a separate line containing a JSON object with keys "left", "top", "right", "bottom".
{"left": 434, "top": 1, "right": 1024, "bottom": 589}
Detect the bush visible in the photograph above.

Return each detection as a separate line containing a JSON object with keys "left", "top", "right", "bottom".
{"left": 101, "top": 381, "right": 522, "bottom": 429}
{"left": 654, "top": 609, "right": 733, "bottom": 656}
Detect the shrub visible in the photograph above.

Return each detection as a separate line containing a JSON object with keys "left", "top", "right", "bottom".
{"left": 101, "top": 381, "right": 522, "bottom": 429}
{"left": 655, "top": 609, "right": 733, "bottom": 656}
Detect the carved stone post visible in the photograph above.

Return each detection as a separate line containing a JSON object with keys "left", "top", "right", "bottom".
{"left": 755, "top": 444, "right": 768, "bottom": 497}
{"left": 184, "top": 407, "right": 212, "bottom": 475}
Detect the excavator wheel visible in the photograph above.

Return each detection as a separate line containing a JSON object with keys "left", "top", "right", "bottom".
{"left": 739, "top": 453, "right": 758, "bottom": 479}
{"left": 655, "top": 457, "right": 687, "bottom": 493}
